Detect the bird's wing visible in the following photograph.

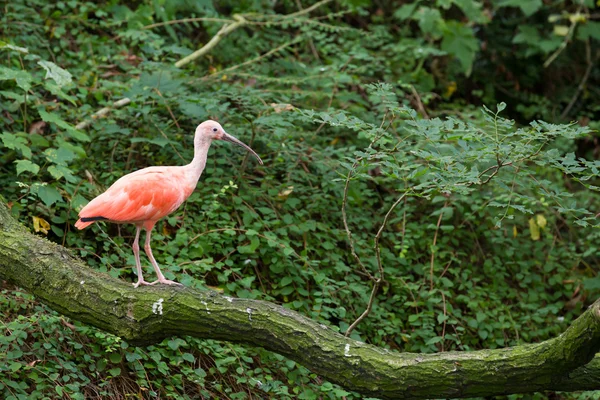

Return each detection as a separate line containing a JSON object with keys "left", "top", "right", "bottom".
{"left": 79, "top": 167, "right": 191, "bottom": 223}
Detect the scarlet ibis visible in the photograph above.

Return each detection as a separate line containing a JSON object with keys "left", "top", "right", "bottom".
{"left": 75, "top": 120, "right": 263, "bottom": 288}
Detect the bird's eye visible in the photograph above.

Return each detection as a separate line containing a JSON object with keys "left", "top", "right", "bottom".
{"left": 212, "top": 127, "right": 218, "bottom": 132}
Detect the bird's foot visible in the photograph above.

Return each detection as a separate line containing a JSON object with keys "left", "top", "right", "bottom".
{"left": 149, "top": 278, "right": 183, "bottom": 286}
{"left": 133, "top": 279, "right": 154, "bottom": 288}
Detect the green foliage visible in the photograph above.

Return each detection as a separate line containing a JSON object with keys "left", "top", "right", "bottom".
{"left": 1, "top": 0, "right": 599, "bottom": 398}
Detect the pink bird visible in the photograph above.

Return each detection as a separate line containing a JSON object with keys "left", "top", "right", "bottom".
{"left": 75, "top": 120, "right": 263, "bottom": 288}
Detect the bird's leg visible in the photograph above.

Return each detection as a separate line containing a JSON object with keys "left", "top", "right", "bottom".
{"left": 144, "top": 227, "right": 182, "bottom": 286}
{"left": 132, "top": 226, "right": 153, "bottom": 288}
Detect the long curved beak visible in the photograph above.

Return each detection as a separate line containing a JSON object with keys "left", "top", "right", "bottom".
{"left": 221, "top": 132, "right": 263, "bottom": 165}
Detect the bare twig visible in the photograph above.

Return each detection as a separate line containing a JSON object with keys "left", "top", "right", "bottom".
{"left": 175, "top": 0, "right": 332, "bottom": 68}
{"left": 75, "top": 97, "right": 131, "bottom": 130}
{"left": 201, "top": 38, "right": 301, "bottom": 80}
{"left": 346, "top": 191, "right": 410, "bottom": 337}
{"left": 543, "top": 8, "right": 581, "bottom": 69}
{"left": 175, "top": 14, "right": 248, "bottom": 68}
{"left": 341, "top": 166, "right": 374, "bottom": 281}
{"left": 283, "top": 0, "right": 333, "bottom": 19}
{"left": 345, "top": 278, "right": 381, "bottom": 337}
{"left": 429, "top": 201, "right": 449, "bottom": 290}
{"left": 410, "top": 85, "right": 429, "bottom": 119}
{"left": 560, "top": 39, "right": 596, "bottom": 120}
{"left": 441, "top": 292, "right": 447, "bottom": 352}
{"left": 143, "top": 17, "right": 234, "bottom": 30}
{"left": 154, "top": 88, "right": 180, "bottom": 129}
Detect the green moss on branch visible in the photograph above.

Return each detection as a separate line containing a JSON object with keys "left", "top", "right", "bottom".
{"left": 0, "top": 200, "right": 599, "bottom": 399}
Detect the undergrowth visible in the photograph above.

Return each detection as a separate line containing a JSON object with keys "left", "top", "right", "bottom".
{"left": 1, "top": 0, "right": 600, "bottom": 399}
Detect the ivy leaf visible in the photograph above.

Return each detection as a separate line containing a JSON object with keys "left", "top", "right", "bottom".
{"left": 37, "top": 61, "right": 72, "bottom": 88}
{"left": 15, "top": 159, "right": 40, "bottom": 176}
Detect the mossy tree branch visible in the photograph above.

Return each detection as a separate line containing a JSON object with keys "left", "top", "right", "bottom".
{"left": 1, "top": 200, "right": 600, "bottom": 399}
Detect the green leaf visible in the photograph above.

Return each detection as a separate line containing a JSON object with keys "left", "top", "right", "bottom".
{"left": 9, "top": 362, "right": 22, "bottom": 372}
{"left": 108, "top": 352, "right": 121, "bottom": 363}
{"left": 441, "top": 21, "right": 479, "bottom": 76}
{"left": 45, "top": 146, "right": 77, "bottom": 164}
{"left": 0, "top": 65, "right": 33, "bottom": 91}
{"left": 394, "top": 2, "right": 420, "bottom": 20}
{"left": 577, "top": 21, "right": 600, "bottom": 41}
{"left": 48, "top": 165, "right": 77, "bottom": 183}
{"left": 182, "top": 353, "right": 195, "bottom": 363}
{"left": 413, "top": 7, "right": 443, "bottom": 37}
{"left": 38, "top": 60, "right": 72, "bottom": 87}
{"left": 37, "top": 185, "right": 63, "bottom": 207}
{"left": 15, "top": 160, "right": 40, "bottom": 176}
{"left": 44, "top": 82, "right": 77, "bottom": 105}
{"left": 38, "top": 109, "right": 90, "bottom": 142}
{"left": 0, "top": 40, "right": 28, "bottom": 53}
{"left": 498, "top": 0, "right": 542, "bottom": 16}
{"left": 0, "top": 132, "right": 32, "bottom": 158}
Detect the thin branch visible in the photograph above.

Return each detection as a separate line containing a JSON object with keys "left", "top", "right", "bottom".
{"left": 341, "top": 165, "right": 373, "bottom": 280}
{"left": 543, "top": 8, "right": 581, "bottom": 69}
{"left": 201, "top": 38, "right": 301, "bottom": 80}
{"left": 175, "top": 14, "right": 248, "bottom": 68}
{"left": 560, "top": 39, "right": 596, "bottom": 120}
{"left": 174, "top": 0, "right": 332, "bottom": 68}
{"left": 143, "top": 17, "right": 234, "bottom": 30}
{"left": 282, "top": 0, "right": 333, "bottom": 19}
{"left": 346, "top": 191, "right": 410, "bottom": 337}
{"left": 75, "top": 97, "right": 131, "bottom": 130}
{"left": 153, "top": 88, "right": 180, "bottom": 129}
{"left": 430, "top": 201, "right": 449, "bottom": 290}
{"left": 345, "top": 278, "right": 380, "bottom": 336}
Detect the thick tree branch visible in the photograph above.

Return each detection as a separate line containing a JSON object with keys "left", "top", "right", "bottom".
{"left": 1, "top": 199, "right": 600, "bottom": 399}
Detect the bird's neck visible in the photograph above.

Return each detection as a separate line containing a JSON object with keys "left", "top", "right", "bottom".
{"left": 185, "top": 136, "right": 212, "bottom": 185}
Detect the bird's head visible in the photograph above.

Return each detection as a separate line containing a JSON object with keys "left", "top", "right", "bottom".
{"left": 195, "top": 120, "right": 263, "bottom": 165}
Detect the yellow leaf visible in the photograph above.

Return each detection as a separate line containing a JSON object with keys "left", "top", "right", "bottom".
{"left": 444, "top": 81, "right": 457, "bottom": 98}
{"left": 554, "top": 25, "right": 570, "bottom": 36}
{"left": 568, "top": 12, "right": 586, "bottom": 23}
{"left": 270, "top": 103, "right": 294, "bottom": 113}
{"left": 277, "top": 186, "right": 294, "bottom": 199}
{"left": 32, "top": 216, "right": 50, "bottom": 235}
{"left": 536, "top": 214, "right": 547, "bottom": 229}
{"left": 513, "top": 225, "right": 518, "bottom": 238}
{"left": 529, "top": 218, "right": 540, "bottom": 241}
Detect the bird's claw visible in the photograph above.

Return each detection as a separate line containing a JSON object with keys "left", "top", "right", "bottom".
{"left": 149, "top": 278, "right": 182, "bottom": 286}
{"left": 133, "top": 279, "right": 153, "bottom": 288}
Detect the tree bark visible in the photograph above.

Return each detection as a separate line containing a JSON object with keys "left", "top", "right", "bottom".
{"left": 1, "top": 199, "right": 599, "bottom": 399}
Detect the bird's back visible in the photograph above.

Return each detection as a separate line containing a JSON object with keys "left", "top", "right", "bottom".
{"left": 75, "top": 166, "right": 195, "bottom": 228}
